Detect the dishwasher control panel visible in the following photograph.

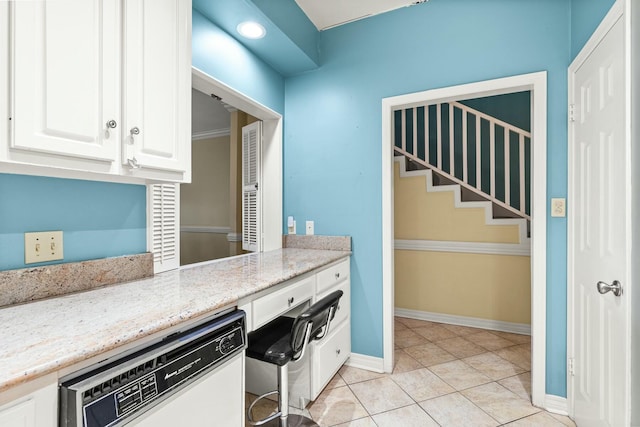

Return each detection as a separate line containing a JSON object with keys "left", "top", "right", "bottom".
{"left": 59, "top": 310, "right": 246, "bottom": 427}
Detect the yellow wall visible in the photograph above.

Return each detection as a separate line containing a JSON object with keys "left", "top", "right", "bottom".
{"left": 182, "top": 136, "right": 230, "bottom": 226}
{"left": 395, "top": 250, "right": 531, "bottom": 324}
{"left": 394, "top": 162, "right": 521, "bottom": 243}
{"left": 394, "top": 160, "right": 531, "bottom": 325}
{"left": 180, "top": 232, "right": 230, "bottom": 265}
{"left": 181, "top": 136, "right": 231, "bottom": 265}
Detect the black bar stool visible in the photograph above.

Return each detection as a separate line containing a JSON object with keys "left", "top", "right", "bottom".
{"left": 246, "top": 290, "right": 344, "bottom": 427}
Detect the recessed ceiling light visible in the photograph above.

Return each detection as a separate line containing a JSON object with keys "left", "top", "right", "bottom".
{"left": 237, "top": 21, "right": 266, "bottom": 39}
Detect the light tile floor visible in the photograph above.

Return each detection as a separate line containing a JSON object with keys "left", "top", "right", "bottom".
{"left": 246, "top": 317, "right": 576, "bottom": 427}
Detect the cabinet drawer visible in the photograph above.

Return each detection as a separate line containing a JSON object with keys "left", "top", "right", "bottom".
{"left": 316, "top": 259, "right": 350, "bottom": 293}
{"left": 316, "top": 280, "right": 349, "bottom": 329}
{"left": 313, "top": 320, "right": 350, "bottom": 398}
{"left": 253, "top": 276, "right": 314, "bottom": 330}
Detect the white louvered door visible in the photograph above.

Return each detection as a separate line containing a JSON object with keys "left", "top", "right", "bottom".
{"left": 149, "top": 183, "right": 180, "bottom": 273}
{"left": 242, "top": 122, "right": 262, "bottom": 252}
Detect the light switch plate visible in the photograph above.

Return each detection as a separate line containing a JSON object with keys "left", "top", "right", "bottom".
{"left": 551, "top": 198, "right": 566, "bottom": 217}
{"left": 306, "top": 221, "right": 314, "bottom": 235}
{"left": 25, "top": 231, "right": 64, "bottom": 264}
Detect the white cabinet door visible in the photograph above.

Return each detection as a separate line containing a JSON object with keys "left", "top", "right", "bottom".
{"left": 0, "top": 383, "right": 57, "bottom": 427}
{"left": 122, "top": 0, "right": 191, "bottom": 173}
{"left": 11, "top": 0, "right": 119, "bottom": 161}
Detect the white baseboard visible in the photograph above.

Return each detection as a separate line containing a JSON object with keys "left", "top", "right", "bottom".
{"left": 395, "top": 307, "right": 531, "bottom": 335}
{"left": 345, "top": 353, "right": 385, "bottom": 373}
{"left": 544, "top": 394, "right": 568, "bottom": 415}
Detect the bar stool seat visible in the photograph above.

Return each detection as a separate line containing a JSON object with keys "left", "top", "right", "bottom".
{"left": 246, "top": 290, "right": 344, "bottom": 427}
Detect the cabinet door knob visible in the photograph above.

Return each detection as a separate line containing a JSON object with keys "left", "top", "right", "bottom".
{"left": 335, "top": 272, "right": 340, "bottom": 280}
{"left": 336, "top": 349, "right": 341, "bottom": 355}
{"left": 288, "top": 297, "right": 294, "bottom": 306}
{"left": 130, "top": 127, "right": 140, "bottom": 136}
{"left": 106, "top": 120, "right": 117, "bottom": 129}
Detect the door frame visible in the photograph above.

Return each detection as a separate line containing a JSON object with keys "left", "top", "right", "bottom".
{"left": 381, "top": 71, "right": 548, "bottom": 407}
{"left": 567, "top": 0, "right": 631, "bottom": 421}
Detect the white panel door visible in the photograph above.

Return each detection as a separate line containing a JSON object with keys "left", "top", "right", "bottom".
{"left": 570, "top": 16, "right": 629, "bottom": 427}
{"left": 122, "top": 0, "right": 191, "bottom": 173}
{"left": 11, "top": 0, "right": 119, "bottom": 161}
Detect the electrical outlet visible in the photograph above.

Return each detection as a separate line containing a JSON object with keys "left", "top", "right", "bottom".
{"left": 551, "top": 198, "right": 566, "bottom": 217}
{"left": 25, "top": 231, "right": 64, "bottom": 264}
{"left": 306, "top": 221, "right": 314, "bottom": 235}
{"left": 287, "top": 216, "right": 296, "bottom": 235}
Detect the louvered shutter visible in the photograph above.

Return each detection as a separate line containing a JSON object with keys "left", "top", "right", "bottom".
{"left": 149, "top": 183, "right": 180, "bottom": 273}
{"left": 242, "top": 121, "right": 262, "bottom": 252}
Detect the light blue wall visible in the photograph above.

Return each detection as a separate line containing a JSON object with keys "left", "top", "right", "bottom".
{"left": 192, "top": 9, "right": 285, "bottom": 114}
{"left": 0, "top": 174, "right": 146, "bottom": 270}
{"left": 570, "top": 0, "right": 617, "bottom": 59}
{"left": 284, "top": 0, "right": 571, "bottom": 396}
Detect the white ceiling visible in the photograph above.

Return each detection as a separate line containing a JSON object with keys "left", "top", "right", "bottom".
{"left": 295, "top": 0, "right": 423, "bottom": 30}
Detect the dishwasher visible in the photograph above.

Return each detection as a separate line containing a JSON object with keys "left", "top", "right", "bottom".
{"left": 59, "top": 309, "right": 246, "bottom": 427}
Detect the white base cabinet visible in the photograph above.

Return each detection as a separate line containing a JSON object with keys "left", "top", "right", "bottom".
{"left": 0, "top": 382, "right": 57, "bottom": 427}
{"left": 0, "top": 0, "right": 191, "bottom": 184}
{"left": 242, "top": 258, "right": 351, "bottom": 409}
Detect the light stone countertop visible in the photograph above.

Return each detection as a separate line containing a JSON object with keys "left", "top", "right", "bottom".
{"left": 0, "top": 248, "right": 350, "bottom": 393}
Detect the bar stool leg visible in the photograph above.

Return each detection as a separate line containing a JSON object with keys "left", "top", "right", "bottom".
{"left": 278, "top": 364, "right": 289, "bottom": 427}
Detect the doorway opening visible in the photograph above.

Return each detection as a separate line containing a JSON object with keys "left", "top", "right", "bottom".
{"left": 382, "top": 72, "right": 547, "bottom": 407}
{"left": 177, "top": 68, "right": 282, "bottom": 266}
{"left": 180, "top": 88, "right": 258, "bottom": 266}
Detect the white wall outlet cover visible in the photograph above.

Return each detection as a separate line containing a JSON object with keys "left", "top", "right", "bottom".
{"left": 25, "top": 230, "right": 64, "bottom": 264}
{"left": 305, "top": 221, "right": 314, "bottom": 235}
{"left": 551, "top": 198, "right": 566, "bottom": 217}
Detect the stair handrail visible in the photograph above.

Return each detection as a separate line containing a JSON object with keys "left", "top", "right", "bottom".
{"left": 395, "top": 100, "right": 531, "bottom": 221}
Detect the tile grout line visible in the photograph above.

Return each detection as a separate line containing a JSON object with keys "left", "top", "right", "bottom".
{"left": 395, "top": 318, "right": 540, "bottom": 426}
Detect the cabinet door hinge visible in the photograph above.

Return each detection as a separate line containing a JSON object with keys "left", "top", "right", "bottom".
{"left": 569, "top": 104, "right": 576, "bottom": 123}
{"left": 568, "top": 357, "right": 575, "bottom": 376}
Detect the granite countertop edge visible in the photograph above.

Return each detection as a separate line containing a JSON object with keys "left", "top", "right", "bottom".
{"left": 0, "top": 248, "right": 350, "bottom": 393}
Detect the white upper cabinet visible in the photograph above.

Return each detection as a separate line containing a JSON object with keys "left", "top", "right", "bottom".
{"left": 122, "top": 0, "right": 191, "bottom": 175}
{"left": 2, "top": 0, "right": 191, "bottom": 183}
{"left": 11, "top": 0, "right": 119, "bottom": 163}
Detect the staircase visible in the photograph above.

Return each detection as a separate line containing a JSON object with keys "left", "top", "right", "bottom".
{"left": 394, "top": 100, "right": 531, "bottom": 222}
{"left": 395, "top": 156, "right": 529, "bottom": 245}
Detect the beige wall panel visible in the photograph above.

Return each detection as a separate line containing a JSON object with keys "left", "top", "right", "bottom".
{"left": 394, "top": 162, "right": 521, "bottom": 243}
{"left": 394, "top": 250, "right": 531, "bottom": 325}
{"left": 181, "top": 136, "right": 230, "bottom": 227}
{"left": 180, "top": 232, "right": 231, "bottom": 265}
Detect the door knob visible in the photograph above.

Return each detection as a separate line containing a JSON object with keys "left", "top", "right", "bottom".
{"left": 597, "top": 280, "right": 622, "bottom": 297}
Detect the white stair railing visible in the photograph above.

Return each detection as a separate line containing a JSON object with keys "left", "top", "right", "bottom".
{"left": 394, "top": 101, "right": 531, "bottom": 220}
